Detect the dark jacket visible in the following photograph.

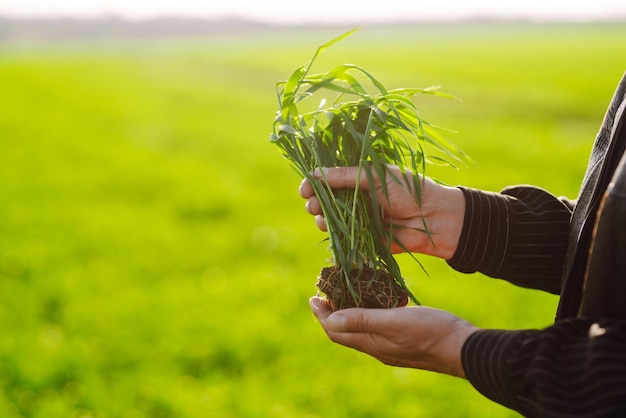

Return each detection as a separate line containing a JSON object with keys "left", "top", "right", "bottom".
{"left": 560, "top": 74, "right": 626, "bottom": 318}
{"left": 450, "top": 72, "right": 626, "bottom": 417}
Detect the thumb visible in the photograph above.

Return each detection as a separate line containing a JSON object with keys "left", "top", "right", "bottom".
{"left": 309, "top": 296, "right": 350, "bottom": 332}
{"left": 325, "top": 312, "right": 348, "bottom": 332}
{"left": 313, "top": 167, "right": 370, "bottom": 190}
{"left": 325, "top": 308, "right": 376, "bottom": 334}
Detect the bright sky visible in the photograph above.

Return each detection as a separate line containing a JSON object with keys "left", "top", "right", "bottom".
{"left": 1, "top": 0, "right": 626, "bottom": 24}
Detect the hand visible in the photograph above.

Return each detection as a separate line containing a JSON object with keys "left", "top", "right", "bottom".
{"left": 309, "top": 296, "right": 479, "bottom": 378}
{"left": 298, "top": 165, "right": 465, "bottom": 260}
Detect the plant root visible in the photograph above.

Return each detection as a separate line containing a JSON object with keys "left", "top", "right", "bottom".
{"left": 316, "top": 265, "right": 409, "bottom": 311}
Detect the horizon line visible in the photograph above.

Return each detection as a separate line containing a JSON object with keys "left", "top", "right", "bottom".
{"left": 1, "top": 13, "right": 626, "bottom": 26}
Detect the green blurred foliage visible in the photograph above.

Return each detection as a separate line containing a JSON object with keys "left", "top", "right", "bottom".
{"left": 0, "top": 22, "right": 625, "bottom": 417}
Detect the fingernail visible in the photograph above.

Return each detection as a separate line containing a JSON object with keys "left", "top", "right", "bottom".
{"left": 326, "top": 313, "right": 347, "bottom": 331}
{"left": 309, "top": 297, "right": 323, "bottom": 311}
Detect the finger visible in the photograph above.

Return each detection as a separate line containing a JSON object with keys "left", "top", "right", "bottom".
{"left": 305, "top": 197, "right": 322, "bottom": 215}
{"left": 315, "top": 215, "right": 328, "bottom": 231}
{"left": 326, "top": 307, "right": 409, "bottom": 335}
{"left": 309, "top": 296, "right": 332, "bottom": 321}
{"left": 319, "top": 310, "right": 377, "bottom": 351}
{"left": 310, "top": 298, "right": 352, "bottom": 341}
{"left": 299, "top": 178, "right": 315, "bottom": 199}
{"left": 309, "top": 298, "right": 361, "bottom": 335}
{"left": 325, "top": 308, "right": 370, "bottom": 333}
{"left": 312, "top": 167, "right": 373, "bottom": 190}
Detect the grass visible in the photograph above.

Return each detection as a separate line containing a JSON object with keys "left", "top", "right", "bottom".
{"left": 0, "top": 22, "right": 625, "bottom": 417}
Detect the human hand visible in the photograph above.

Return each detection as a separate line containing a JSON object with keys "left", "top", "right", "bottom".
{"left": 309, "top": 296, "right": 479, "bottom": 378}
{"left": 298, "top": 166, "right": 465, "bottom": 260}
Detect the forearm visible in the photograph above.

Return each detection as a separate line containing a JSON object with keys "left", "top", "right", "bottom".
{"left": 447, "top": 186, "right": 572, "bottom": 293}
{"left": 462, "top": 318, "right": 626, "bottom": 417}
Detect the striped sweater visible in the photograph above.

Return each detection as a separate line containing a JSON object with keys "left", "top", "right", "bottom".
{"left": 447, "top": 72, "right": 626, "bottom": 417}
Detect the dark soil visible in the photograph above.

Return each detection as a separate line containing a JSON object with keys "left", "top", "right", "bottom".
{"left": 316, "top": 265, "right": 409, "bottom": 311}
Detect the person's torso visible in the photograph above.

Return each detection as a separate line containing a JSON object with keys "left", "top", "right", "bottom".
{"left": 557, "top": 73, "right": 626, "bottom": 320}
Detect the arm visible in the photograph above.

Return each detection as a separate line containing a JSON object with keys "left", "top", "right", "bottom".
{"left": 311, "top": 298, "right": 626, "bottom": 417}
{"left": 463, "top": 319, "right": 626, "bottom": 417}
{"left": 448, "top": 186, "right": 573, "bottom": 294}
{"left": 304, "top": 167, "right": 626, "bottom": 416}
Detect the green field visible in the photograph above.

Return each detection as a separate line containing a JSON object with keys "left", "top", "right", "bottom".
{"left": 1, "top": 22, "right": 626, "bottom": 417}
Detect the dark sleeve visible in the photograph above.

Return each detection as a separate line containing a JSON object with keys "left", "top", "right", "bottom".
{"left": 447, "top": 186, "right": 573, "bottom": 294}
{"left": 462, "top": 319, "right": 626, "bottom": 417}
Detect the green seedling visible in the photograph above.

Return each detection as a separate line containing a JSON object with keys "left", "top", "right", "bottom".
{"left": 271, "top": 28, "right": 469, "bottom": 310}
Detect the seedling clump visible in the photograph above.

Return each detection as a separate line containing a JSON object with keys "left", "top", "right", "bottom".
{"left": 270, "top": 29, "right": 468, "bottom": 311}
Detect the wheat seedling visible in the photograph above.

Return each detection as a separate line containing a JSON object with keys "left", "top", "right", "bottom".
{"left": 270, "top": 29, "right": 469, "bottom": 310}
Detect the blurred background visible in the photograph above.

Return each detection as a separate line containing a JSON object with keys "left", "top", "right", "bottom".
{"left": 1, "top": 1, "right": 626, "bottom": 417}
